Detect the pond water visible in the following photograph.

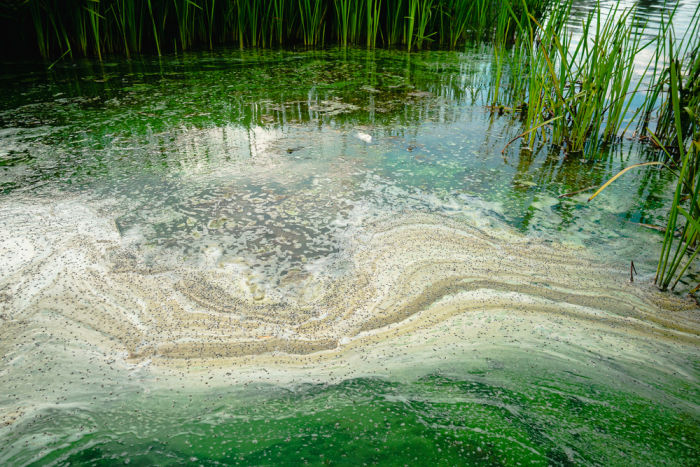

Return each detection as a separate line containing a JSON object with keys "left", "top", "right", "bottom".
{"left": 1, "top": 3, "right": 699, "bottom": 465}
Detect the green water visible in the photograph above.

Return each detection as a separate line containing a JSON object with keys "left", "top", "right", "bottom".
{"left": 12, "top": 374, "right": 700, "bottom": 465}
{"left": 1, "top": 17, "right": 699, "bottom": 466}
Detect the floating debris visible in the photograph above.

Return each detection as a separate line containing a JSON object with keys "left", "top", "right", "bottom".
{"left": 355, "top": 132, "right": 372, "bottom": 143}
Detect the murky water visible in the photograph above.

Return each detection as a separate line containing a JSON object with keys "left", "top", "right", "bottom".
{"left": 1, "top": 5, "right": 699, "bottom": 464}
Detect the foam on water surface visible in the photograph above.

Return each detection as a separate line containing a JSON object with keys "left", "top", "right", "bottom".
{"left": 1, "top": 190, "right": 697, "bottom": 371}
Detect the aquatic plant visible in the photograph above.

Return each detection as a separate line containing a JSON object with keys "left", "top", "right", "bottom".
{"left": 0, "top": 0, "right": 550, "bottom": 59}
{"left": 640, "top": 4, "right": 700, "bottom": 289}
{"left": 333, "top": 0, "right": 350, "bottom": 46}
{"left": 439, "top": 0, "right": 476, "bottom": 48}
{"left": 647, "top": 4, "right": 700, "bottom": 157}
{"left": 486, "top": 0, "right": 700, "bottom": 287}
{"left": 654, "top": 60, "right": 700, "bottom": 291}
{"left": 491, "top": 0, "right": 662, "bottom": 158}
{"left": 584, "top": 23, "right": 700, "bottom": 290}
{"left": 366, "top": 0, "right": 381, "bottom": 48}
{"left": 299, "top": 0, "right": 326, "bottom": 46}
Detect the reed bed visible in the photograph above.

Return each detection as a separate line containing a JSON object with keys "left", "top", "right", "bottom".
{"left": 650, "top": 4, "right": 700, "bottom": 290}
{"left": 485, "top": 0, "right": 700, "bottom": 288}
{"left": 491, "top": 1, "right": 697, "bottom": 159}
{"left": 490, "top": 0, "right": 654, "bottom": 157}
{"left": 0, "top": 0, "right": 546, "bottom": 58}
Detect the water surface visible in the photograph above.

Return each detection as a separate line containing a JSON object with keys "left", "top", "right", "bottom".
{"left": 1, "top": 18, "right": 699, "bottom": 466}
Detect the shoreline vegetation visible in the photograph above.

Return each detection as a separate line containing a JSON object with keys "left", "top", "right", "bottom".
{"left": 0, "top": 0, "right": 547, "bottom": 57}
{"left": 1, "top": 0, "right": 698, "bottom": 289}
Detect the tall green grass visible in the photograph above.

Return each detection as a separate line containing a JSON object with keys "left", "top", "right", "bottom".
{"left": 646, "top": 4, "right": 700, "bottom": 158}
{"left": 366, "top": 0, "right": 381, "bottom": 48}
{"left": 485, "top": 0, "right": 699, "bottom": 287}
{"left": 1, "top": 0, "right": 548, "bottom": 59}
{"left": 586, "top": 2, "right": 700, "bottom": 290}
{"left": 652, "top": 58, "right": 700, "bottom": 290}
{"left": 649, "top": 5, "right": 700, "bottom": 290}
{"left": 490, "top": 0, "right": 659, "bottom": 157}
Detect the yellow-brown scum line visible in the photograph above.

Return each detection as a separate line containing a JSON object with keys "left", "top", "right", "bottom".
{"left": 2, "top": 205, "right": 697, "bottom": 375}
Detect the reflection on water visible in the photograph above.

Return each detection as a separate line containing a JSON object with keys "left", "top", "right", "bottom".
{"left": 1, "top": 9, "right": 699, "bottom": 464}
{"left": 0, "top": 47, "right": 681, "bottom": 279}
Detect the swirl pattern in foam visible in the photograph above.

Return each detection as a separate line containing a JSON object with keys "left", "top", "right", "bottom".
{"left": 1, "top": 194, "right": 697, "bottom": 372}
